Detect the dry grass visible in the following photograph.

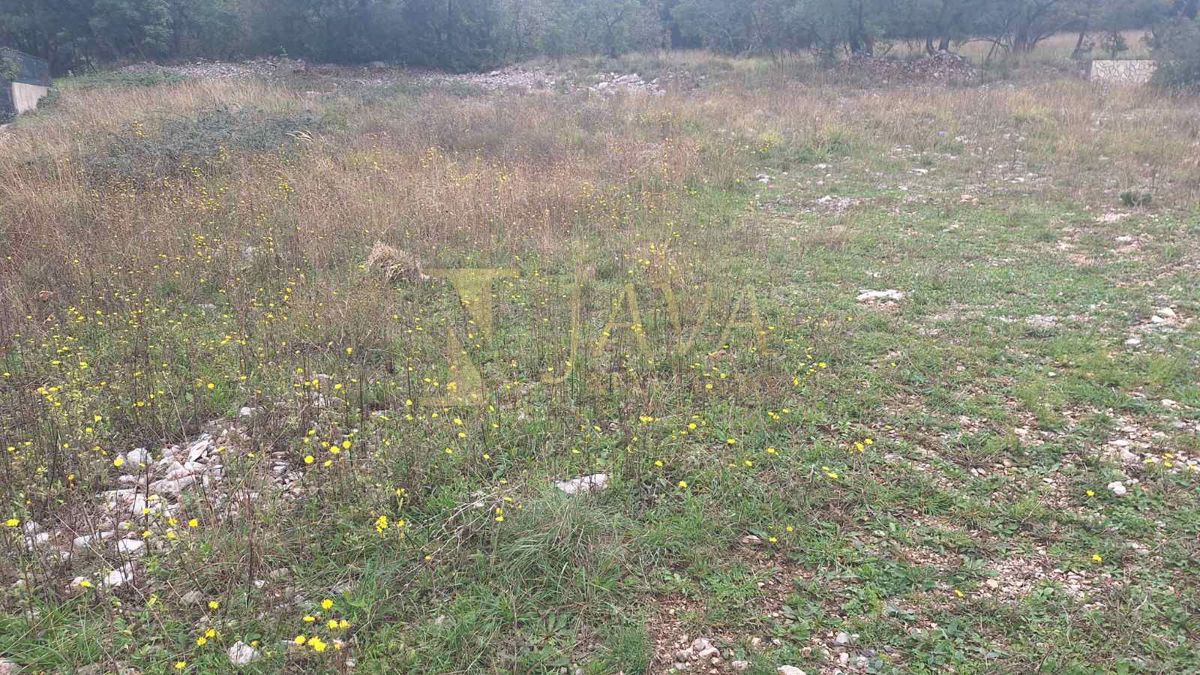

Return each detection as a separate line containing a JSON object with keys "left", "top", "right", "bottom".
{"left": 4, "top": 66, "right": 1198, "bottom": 343}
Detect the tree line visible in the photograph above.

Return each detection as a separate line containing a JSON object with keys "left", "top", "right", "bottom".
{"left": 1, "top": 0, "right": 1197, "bottom": 75}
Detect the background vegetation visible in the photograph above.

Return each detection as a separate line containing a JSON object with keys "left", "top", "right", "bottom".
{"left": 1, "top": 0, "right": 1198, "bottom": 77}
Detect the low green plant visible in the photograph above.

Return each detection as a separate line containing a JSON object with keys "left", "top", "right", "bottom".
{"left": 1120, "top": 189, "right": 1153, "bottom": 207}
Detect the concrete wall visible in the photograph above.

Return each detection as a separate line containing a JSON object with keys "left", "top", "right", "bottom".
{"left": 10, "top": 82, "right": 48, "bottom": 113}
{"left": 1089, "top": 60, "right": 1157, "bottom": 84}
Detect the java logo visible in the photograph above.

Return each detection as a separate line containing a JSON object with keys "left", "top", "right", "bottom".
{"left": 420, "top": 268, "right": 771, "bottom": 407}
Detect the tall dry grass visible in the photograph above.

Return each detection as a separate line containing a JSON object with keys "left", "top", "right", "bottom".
{"left": 2, "top": 63, "right": 1199, "bottom": 343}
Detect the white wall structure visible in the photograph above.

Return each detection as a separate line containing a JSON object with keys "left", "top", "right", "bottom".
{"left": 10, "top": 82, "right": 48, "bottom": 113}
{"left": 1089, "top": 60, "right": 1157, "bottom": 84}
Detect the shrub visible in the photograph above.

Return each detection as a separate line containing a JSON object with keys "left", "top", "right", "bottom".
{"left": 1120, "top": 190, "right": 1153, "bottom": 207}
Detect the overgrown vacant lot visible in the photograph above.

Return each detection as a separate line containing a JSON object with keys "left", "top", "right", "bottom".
{"left": 1, "top": 57, "right": 1199, "bottom": 673}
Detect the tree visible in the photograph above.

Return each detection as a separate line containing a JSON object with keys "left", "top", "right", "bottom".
{"left": 168, "top": 0, "right": 242, "bottom": 58}
{"left": 0, "top": 0, "right": 97, "bottom": 72}
{"left": 89, "top": 0, "right": 172, "bottom": 60}
{"left": 398, "top": 0, "right": 507, "bottom": 70}
{"left": 672, "top": 0, "right": 758, "bottom": 53}
{"left": 0, "top": 0, "right": 1176, "bottom": 74}
{"left": 973, "top": 0, "right": 1085, "bottom": 56}
{"left": 1152, "top": 15, "right": 1200, "bottom": 85}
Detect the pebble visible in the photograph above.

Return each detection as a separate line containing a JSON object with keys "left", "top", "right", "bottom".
{"left": 554, "top": 473, "right": 608, "bottom": 495}
{"left": 103, "top": 564, "right": 134, "bottom": 588}
{"left": 1107, "top": 481, "right": 1127, "bottom": 497}
{"left": 1025, "top": 314, "right": 1058, "bottom": 330}
{"left": 777, "top": 667, "right": 806, "bottom": 675}
{"left": 856, "top": 289, "right": 905, "bottom": 303}
{"left": 227, "top": 641, "right": 260, "bottom": 665}
{"left": 116, "top": 539, "right": 146, "bottom": 555}
{"left": 74, "top": 531, "right": 115, "bottom": 549}
{"left": 124, "top": 448, "right": 150, "bottom": 467}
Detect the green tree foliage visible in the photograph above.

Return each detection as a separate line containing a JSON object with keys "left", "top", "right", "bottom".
{"left": 89, "top": 0, "right": 172, "bottom": 60}
{"left": 1152, "top": 16, "right": 1200, "bottom": 85}
{"left": 169, "top": 0, "right": 241, "bottom": 58}
{"left": 0, "top": 0, "right": 1176, "bottom": 74}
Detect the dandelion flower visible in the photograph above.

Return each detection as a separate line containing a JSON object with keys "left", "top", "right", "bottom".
{"left": 321, "top": 598, "right": 334, "bottom": 610}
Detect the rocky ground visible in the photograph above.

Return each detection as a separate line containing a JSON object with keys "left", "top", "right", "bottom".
{"left": 841, "top": 51, "right": 979, "bottom": 84}
{"left": 120, "top": 58, "right": 665, "bottom": 95}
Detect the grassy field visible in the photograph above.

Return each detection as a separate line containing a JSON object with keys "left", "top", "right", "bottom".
{"left": 1, "top": 54, "right": 1199, "bottom": 674}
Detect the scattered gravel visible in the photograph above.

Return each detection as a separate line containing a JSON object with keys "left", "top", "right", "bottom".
{"left": 857, "top": 289, "right": 906, "bottom": 303}
{"left": 813, "top": 195, "right": 860, "bottom": 214}
{"left": 422, "top": 66, "right": 663, "bottom": 95}
{"left": 120, "top": 58, "right": 666, "bottom": 97}
{"left": 1025, "top": 314, "right": 1059, "bottom": 330}
{"left": 122, "top": 57, "right": 305, "bottom": 80}
{"left": 19, "top": 418, "right": 309, "bottom": 594}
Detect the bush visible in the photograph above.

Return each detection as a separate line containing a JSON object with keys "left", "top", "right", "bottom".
{"left": 1152, "top": 18, "right": 1200, "bottom": 87}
